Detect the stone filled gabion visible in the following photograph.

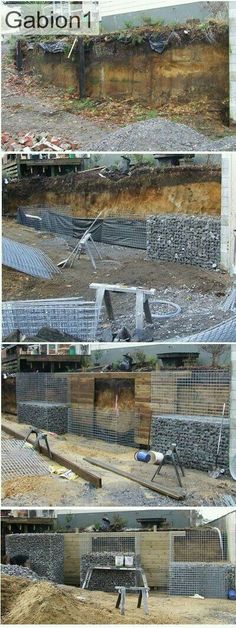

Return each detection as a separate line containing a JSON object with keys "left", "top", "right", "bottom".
{"left": 6, "top": 534, "right": 64, "bottom": 583}
{"left": 169, "top": 562, "right": 235, "bottom": 598}
{"left": 146, "top": 214, "right": 221, "bottom": 269}
{"left": 150, "top": 415, "right": 230, "bottom": 472}
{"left": 80, "top": 552, "right": 141, "bottom": 591}
{"left": 17, "top": 401, "right": 68, "bottom": 434}
{"left": 1, "top": 564, "right": 45, "bottom": 581}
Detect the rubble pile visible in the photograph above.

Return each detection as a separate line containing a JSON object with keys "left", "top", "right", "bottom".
{"left": 2, "top": 131, "right": 81, "bottom": 152}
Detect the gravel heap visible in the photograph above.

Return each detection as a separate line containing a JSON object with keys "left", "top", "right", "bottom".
{"left": 92, "top": 118, "right": 236, "bottom": 152}
{"left": 1, "top": 564, "right": 44, "bottom": 581}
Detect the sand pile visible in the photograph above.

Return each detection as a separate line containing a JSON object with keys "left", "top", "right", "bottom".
{"left": 1, "top": 577, "right": 111, "bottom": 625}
{"left": 1, "top": 575, "right": 31, "bottom": 617}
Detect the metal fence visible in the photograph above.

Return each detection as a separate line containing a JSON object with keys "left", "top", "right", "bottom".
{"left": 151, "top": 369, "right": 230, "bottom": 418}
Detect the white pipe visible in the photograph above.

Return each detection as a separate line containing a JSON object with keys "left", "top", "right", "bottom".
{"left": 211, "top": 527, "right": 224, "bottom": 560}
{"left": 230, "top": 345, "right": 236, "bottom": 480}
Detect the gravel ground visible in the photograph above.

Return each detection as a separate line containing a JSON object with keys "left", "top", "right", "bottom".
{"left": 1, "top": 564, "right": 44, "bottom": 581}
{"left": 92, "top": 118, "right": 236, "bottom": 152}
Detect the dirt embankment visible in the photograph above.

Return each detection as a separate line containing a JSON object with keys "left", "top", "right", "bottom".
{"left": 5, "top": 165, "right": 221, "bottom": 218}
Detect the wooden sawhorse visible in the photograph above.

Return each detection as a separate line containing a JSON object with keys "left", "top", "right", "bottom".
{"left": 115, "top": 586, "right": 150, "bottom": 615}
{"left": 90, "top": 283, "right": 156, "bottom": 331}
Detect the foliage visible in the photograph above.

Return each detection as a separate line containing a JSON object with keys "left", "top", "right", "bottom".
{"left": 133, "top": 351, "right": 147, "bottom": 367}
{"left": 142, "top": 16, "right": 164, "bottom": 27}
{"left": 81, "top": 355, "right": 92, "bottom": 369}
{"left": 200, "top": 345, "right": 228, "bottom": 368}
{"left": 147, "top": 356, "right": 157, "bottom": 369}
{"left": 93, "top": 350, "right": 103, "bottom": 365}
{"left": 110, "top": 514, "right": 127, "bottom": 530}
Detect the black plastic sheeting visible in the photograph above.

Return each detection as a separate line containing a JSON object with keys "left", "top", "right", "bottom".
{"left": 17, "top": 208, "right": 147, "bottom": 250}
{"left": 38, "top": 42, "right": 66, "bottom": 54}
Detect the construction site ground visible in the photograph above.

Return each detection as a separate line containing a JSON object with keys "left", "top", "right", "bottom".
{"left": 2, "top": 415, "right": 236, "bottom": 508}
{"left": 2, "top": 40, "right": 236, "bottom": 152}
{"left": 2, "top": 574, "right": 236, "bottom": 624}
{"left": 2, "top": 219, "right": 232, "bottom": 341}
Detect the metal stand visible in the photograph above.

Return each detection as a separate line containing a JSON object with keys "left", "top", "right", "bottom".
{"left": 115, "top": 586, "right": 150, "bottom": 615}
{"left": 151, "top": 443, "right": 185, "bottom": 488}
{"left": 90, "top": 283, "right": 156, "bottom": 331}
{"left": 60, "top": 233, "right": 103, "bottom": 270}
{"left": 22, "top": 428, "right": 52, "bottom": 459}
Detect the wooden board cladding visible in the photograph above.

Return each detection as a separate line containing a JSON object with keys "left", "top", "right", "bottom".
{"left": 63, "top": 531, "right": 170, "bottom": 587}
{"left": 135, "top": 373, "right": 152, "bottom": 445}
{"left": 69, "top": 372, "right": 152, "bottom": 446}
{"left": 63, "top": 533, "right": 80, "bottom": 586}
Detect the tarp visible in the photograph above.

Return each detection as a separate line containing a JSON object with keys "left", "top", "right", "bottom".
{"left": 17, "top": 208, "right": 147, "bottom": 249}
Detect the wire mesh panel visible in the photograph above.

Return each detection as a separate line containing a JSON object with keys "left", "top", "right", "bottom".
{"left": 2, "top": 299, "right": 101, "bottom": 341}
{"left": 2, "top": 237, "right": 61, "bottom": 279}
{"left": 151, "top": 369, "right": 230, "bottom": 418}
{"left": 180, "top": 317, "right": 236, "bottom": 342}
{"left": 16, "top": 373, "right": 70, "bottom": 404}
{"left": 101, "top": 218, "right": 147, "bottom": 249}
{"left": 79, "top": 532, "right": 142, "bottom": 591}
{"left": 168, "top": 529, "right": 235, "bottom": 598}
{"left": 68, "top": 408, "right": 140, "bottom": 445}
{"left": 1, "top": 439, "right": 50, "bottom": 481}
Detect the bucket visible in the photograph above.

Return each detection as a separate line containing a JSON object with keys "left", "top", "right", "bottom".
{"left": 134, "top": 450, "right": 151, "bottom": 463}
{"left": 148, "top": 450, "right": 164, "bottom": 464}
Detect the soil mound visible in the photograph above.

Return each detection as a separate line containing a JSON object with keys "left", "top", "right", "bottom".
{"left": 2, "top": 576, "right": 110, "bottom": 625}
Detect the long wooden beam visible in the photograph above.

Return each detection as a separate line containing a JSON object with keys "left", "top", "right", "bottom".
{"left": 84, "top": 457, "right": 185, "bottom": 500}
{"left": 2, "top": 422, "right": 102, "bottom": 488}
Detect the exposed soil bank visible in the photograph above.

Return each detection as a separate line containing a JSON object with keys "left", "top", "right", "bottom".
{"left": 5, "top": 166, "right": 221, "bottom": 218}
{"left": 24, "top": 24, "right": 229, "bottom": 112}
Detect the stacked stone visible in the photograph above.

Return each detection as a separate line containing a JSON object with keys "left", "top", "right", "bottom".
{"left": 150, "top": 415, "right": 230, "bottom": 472}
{"left": 146, "top": 215, "right": 221, "bottom": 269}
{"left": 80, "top": 552, "right": 141, "bottom": 591}
{"left": 1, "top": 564, "right": 44, "bottom": 581}
{"left": 169, "top": 562, "right": 235, "bottom": 598}
{"left": 17, "top": 401, "right": 68, "bottom": 434}
{"left": 6, "top": 534, "right": 64, "bottom": 583}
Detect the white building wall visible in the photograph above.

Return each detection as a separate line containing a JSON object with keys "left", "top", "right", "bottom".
{"left": 229, "top": 1, "right": 236, "bottom": 124}
{"left": 226, "top": 511, "right": 236, "bottom": 564}
{"left": 99, "top": 0, "right": 205, "bottom": 17}
{"left": 221, "top": 154, "right": 236, "bottom": 274}
{"left": 230, "top": 344, "right": 236, "bottom": 480}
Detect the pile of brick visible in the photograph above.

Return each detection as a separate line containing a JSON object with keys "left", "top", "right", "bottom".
{"left": 2, "top": 131, "right": 80, "bottom": 152}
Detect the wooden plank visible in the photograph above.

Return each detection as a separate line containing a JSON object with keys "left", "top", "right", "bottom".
{"left": 90, "top": 283, "right": 156, "bottom": 296}
{"left": 2, "top": 422, "right": 102, "bottom": 488}
{"left": 84, "top": 457, "right": 185, "bottom": 500}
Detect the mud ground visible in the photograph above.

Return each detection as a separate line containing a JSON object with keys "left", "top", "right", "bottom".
{"left": 2, "top": 416, "right": 236, "bottom": 508}
{"left": 1, "top": 575, "right": 236, "bottom": 625}
{"left": 2, "top": 220, "right": 232, "bottom": 341}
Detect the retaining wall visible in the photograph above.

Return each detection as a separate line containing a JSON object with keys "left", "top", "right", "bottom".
{"left": 80, "top": 552, "right": 141, "bottom": 591}
{"left": 6, "top": 533, "right": 64, "bottom": 583}
{"left": 147, "top": 214, "right": 221, "bottom": 268}
{"left": 150, "top": 415, "right": 230, "bottom": 472}
{"left": 17, "top": 401, "right": 69, "bottom": 434}
{"left": 169, "top": 562, "right": 235, "bottom": 598}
